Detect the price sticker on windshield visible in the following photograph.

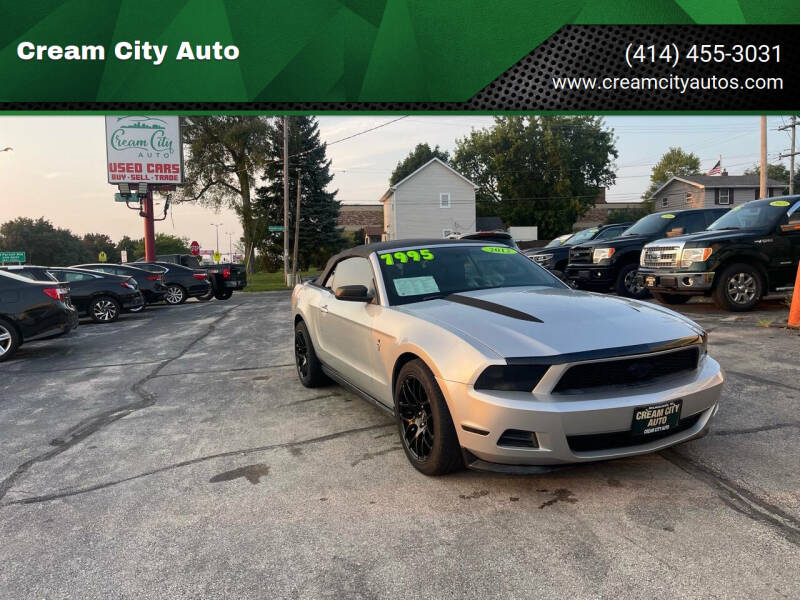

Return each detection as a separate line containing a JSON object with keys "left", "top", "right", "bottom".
{"left": 481, "top": 246, "right": 516, "bottom": 254}
{"left": 661, "top": 214, "right": 676, "bottom": 219}
{"left": 379, "top": 249, "right": 434, "bottom": 266}
{"left": 770, "top": 200, "right": 790, "bottom": 207}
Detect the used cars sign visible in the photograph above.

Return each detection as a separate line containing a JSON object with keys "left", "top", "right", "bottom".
{"left": 105, "top": 116, "right": 183, "bottom": 184}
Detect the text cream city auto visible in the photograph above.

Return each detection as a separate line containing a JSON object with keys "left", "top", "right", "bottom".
{"left": 291, "top": 240, "right": 723, "bottom": 475}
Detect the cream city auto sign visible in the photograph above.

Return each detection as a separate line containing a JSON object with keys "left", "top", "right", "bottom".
{"left": 105, "top": 116, "right": 183, "bottom": 184}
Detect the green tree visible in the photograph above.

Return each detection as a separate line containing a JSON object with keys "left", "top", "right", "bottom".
{"left": 603, "top": 207, "right": 651, "bottom": 225}
{"left": 82, "top": 233, "right": 118, "bottom": 263}
{"left": 0, "top": 217, "right": 90, "bottom": 266}
{"left": 390, "top": 143, "right": 450, "bottom": 185}
{"left": 451, "top": 116, "right": 617, "bottom": 239}
{"left": 743, "top": 163, "right": 798, "bottom": 193}
{"left": 131, "top": 233, "right": 190, "bottom": 258}
{"left": 644, "top": 147, "right": 701, "bottom": 200}
{"left": 255, "top": 116, "right": 343, "bottom": 271}
{"left": 180, "top": 116, "right": 273, "bottom": 272}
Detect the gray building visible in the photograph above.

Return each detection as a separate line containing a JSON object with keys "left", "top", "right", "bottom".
{"left": 649, "top": 174, "right": 785, "bottom": 211}
{"left": 379, "top": 158, "right": 477, "bottom": 240}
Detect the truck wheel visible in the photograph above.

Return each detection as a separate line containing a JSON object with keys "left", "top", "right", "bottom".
{"left": 214, "top": 289, "right": 233, "bottom": 300}
{"left": 196, "top": 288, "right": 214, "bottom": 302}
{"left": 712, "top": 263, "right": 763, "bottom": 312}
{"left": 615, "top": 264, "right": 650, "bottom": 299}
{"left": 0, "top": 318, "right": 20, "bottom": 363}
{"left": 652, "top": 292, "right": 691, "bottom": 305}
{"left": 394, "top": 359, "right": 463, "bottom": 476}
{"left": 294, "top": 321, "right": 329, "bottom": 387}
{"left": 89, "top": 296, "right": 120, "bottom": 323}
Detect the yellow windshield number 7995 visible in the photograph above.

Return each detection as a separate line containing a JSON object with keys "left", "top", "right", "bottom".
{"left": 380, "top": 249, "right": 434, "bottom": 266}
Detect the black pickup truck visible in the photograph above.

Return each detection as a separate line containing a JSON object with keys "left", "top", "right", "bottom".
{"left": 639, "top": 197, "right": 800, "bottom": 311}
{"left": 154, "top": 254, "right": 247, "bottom": 300}
{"left": 565, "top": 207, "right": 728, "bottom": 298}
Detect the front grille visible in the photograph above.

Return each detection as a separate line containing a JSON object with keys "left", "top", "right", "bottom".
{"left": 553, "top": 347, "right": 700, "bottom": 393}
{"left": 567, "top": 413, "right": 702, "bottom": 452}
{"left": 569, "top": 246, "right": 593, "bottom": 264}
{"left": 642, "top": 245, "right": 681, "bottom": 268}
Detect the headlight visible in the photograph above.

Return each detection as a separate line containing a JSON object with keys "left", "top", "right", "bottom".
{"left": 474, "top": 365, "right": 549, "bottom": 392}
{"left": 592, "top": 248, "right": 615, "bottom": 263}
{"left": 680, "top": 247, "right": 712, "bottom": 268}
{"left": 532, "top": 253, "right": 553, "bottom": 264}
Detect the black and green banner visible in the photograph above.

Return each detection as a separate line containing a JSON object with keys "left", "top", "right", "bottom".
{"left": 1, "top": 0, "right": 800, "bottom": 109}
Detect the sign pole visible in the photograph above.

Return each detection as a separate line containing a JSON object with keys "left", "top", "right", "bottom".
{"left": 143, "top": 186, "right": 156, "bottom": 262}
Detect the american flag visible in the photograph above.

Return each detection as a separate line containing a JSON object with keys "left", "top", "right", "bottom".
{"left": 707, "top": 160, "right": 721, "bottom": 175}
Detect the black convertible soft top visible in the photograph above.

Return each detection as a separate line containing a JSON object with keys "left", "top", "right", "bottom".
{"left": 318, "top": 239, "right": 483, "bottom": 283}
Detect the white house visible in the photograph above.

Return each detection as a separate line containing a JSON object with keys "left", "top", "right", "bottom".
{"left": 379, "top": 158, "right": 477, "bottom": 240}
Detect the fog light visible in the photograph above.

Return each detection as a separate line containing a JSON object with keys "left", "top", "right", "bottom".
{"left": 683, "top": 277, "right": 693, "bottom": 286}
{"left": 498, "top": 429, "right": 539, "bottom": 448}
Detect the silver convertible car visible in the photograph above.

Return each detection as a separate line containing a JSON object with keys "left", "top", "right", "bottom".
{"left": 291, "top": 240, "right": 723, "bottom": 475}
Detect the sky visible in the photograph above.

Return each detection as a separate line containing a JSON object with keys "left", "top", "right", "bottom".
{"left": 0, "top": 115, "right": 796, "bottom": 252}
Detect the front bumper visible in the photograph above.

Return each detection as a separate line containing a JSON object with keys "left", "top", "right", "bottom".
{"left": 566, "top": 264, "right": 614, "bottom": 286}
{"left": 438, "top": 356, "right": 723, "bottom": 467}
{"left": 640, "top": 270, "right": 715, "bottom": 293}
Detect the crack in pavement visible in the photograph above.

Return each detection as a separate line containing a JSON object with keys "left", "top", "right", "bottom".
{"left": 660, "top": 449, "right": 800, "bottom": 547}
{"left": 2, "top": 423, "right": 392, "bottom": 506}
{"left": 725, "top": 369, "right": 800, "bottom": 393}
{"left": 0, "top": 304, "right": 242, "bottom": 504}
{"left": 1, "top": 359, "right": 166, "bottom": 376}
{"left": 149, "top": 363, "right": 295, "bottom": 380}
{"left": 712, "top": 422, "right": 800, "bottom": 437}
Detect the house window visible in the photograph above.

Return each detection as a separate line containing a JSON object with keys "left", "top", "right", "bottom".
{"left": 440, "top": 193, "right": 451, "bottom": 208}
{"left": 662, "top": 197, "right": 668, "bottom": 208}
{"left": 717, "top": 188, "right": 732, "bottom": 205}
{"left": 684, "top": 191, "right": 692, "bottom": 207}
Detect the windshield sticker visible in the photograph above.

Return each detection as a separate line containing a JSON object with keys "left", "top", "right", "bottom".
{"left": 379, "top": 249, "right": 433, "bottom": 266}
{"left": 481, "top": 246, "right": 516, "bottom": 254}
{"left": 731, "top": 205, "right": 743, "bottom": 211}
{"left": 661, "top": 214, "right": 676, "bottom": 219}
{"left": 393, "top": 276, "right": 440, "bottom": 297}
{"left": 770, "top": 200, "right": 790, "bottom": 207}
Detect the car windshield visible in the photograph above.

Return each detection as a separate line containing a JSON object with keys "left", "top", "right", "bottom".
{"left": 707, "top": 201, "right": 793, "bottom": 231}
{"left": 545, "top": 234, "right": 572, "bottom": 248}
{"left": 622, "top": 213, "right": 674, "bottom": 236}
{"left": 377, "top": 244, "right": 562, "bottom": 306}
{"left": 564, "top": 228, "right": 599, "bottom": 245}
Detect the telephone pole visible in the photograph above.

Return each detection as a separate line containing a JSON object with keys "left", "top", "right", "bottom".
{"left": 760, "top": 116, "right": 768, "bottom": 199}
{"left": 283, "top": 116, "right": 290, "bottom": 286}
{"left": 778, "top": 116, "right": 798, "bottom": 195}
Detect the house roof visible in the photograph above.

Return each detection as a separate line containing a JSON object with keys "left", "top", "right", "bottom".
{"left": 648, "top": 174, "right": 785, "bottom": 199}
{"left": 379, "top": 157, "right": 478, "bottom": 202}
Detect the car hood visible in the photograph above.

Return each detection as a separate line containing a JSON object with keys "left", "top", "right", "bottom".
{"left": 648, "top": 229, "right": 764, "bottom": 245}
{"left": 396, "top": 286, "right": 703, "bottom": 358}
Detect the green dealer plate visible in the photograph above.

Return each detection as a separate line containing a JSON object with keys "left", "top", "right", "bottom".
{"left": 631, "top": 399, "right": 682, "bottom": 436}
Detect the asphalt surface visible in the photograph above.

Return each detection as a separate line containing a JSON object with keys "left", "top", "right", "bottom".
{"left": 1, "top": 293, "right": 799, "bottom": 599}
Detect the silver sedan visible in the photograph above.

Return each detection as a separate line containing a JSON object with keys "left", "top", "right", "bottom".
{"left": 291, "top": 240, "right": 723, "bottom": 475}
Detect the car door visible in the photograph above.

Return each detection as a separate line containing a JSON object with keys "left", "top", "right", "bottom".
{"left": 316, "top": 257, "right": 383, "bottom": 397}
{"left": 769, "top": 200, "right": 800, "bottom": 285}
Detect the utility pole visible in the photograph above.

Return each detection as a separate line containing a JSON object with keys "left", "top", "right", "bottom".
{"left": 283, "top": 116, "right": 290, "bottom": 286}
{"left": 760, "top": 116, "right": 768, "bottom": 199}
{"left": 143, "top": 187, "right": 156, "bottom": 262}
{"left": 778, "top": 116, "right": 798, "bottom": 195}
{"left": 291, "top": 171, "right": 301, "bottom": 286}
{"left": 211, "top": 222, "right": 223, "bottom": 261}
{"left": 225, "top": 231, "right": 233, "bottom": 263}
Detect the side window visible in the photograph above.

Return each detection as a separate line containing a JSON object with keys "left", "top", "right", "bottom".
{"left": 325, "top": 258, "right": 376, "bottom": 297}
{"left": 705, "top": 209, "right": 727, "bottom": 227}
{"left": 595, "top": 226, "right": 622, "bottom": 240}
{"left": 51, "top": 271, "right": 92, "bottom": 282}
{"left": 672, "top": 212, "right": 707, "bottom": 235}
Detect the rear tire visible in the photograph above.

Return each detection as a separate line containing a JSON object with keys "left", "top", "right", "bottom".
{"left": 652, "top": 292, "right": 691, "bottom": 305}
{"left": 394, "top": 359, "right": 463, "bottom": 476}
{"left": 615, "top": 263, "right": 650, "bottom": 299}
{"left": 214, "top": 289, "right": 233, "bottom": 300}
{"left": 89, "top": 296, "right": 120, "bottom": 323}
{"left": 294, "top": 320, "right": 329, "bottom": 387}
{"left": 164, "top": 284, "right": 187, "bottom": 305}
{"left": 0, "top": 318, "right": 20, "bottom": 363}
{"left": 712, "top": 263, "right": 763, "bottom": 312}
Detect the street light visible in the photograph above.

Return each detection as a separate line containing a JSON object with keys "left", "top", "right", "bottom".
{"left": 211, "top": 222, "right": 223, "bottom": 262}
{"left": 225, "top": 232, "right": 233, "bottom": 263}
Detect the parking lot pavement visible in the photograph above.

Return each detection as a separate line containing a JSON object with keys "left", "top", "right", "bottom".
{"left": 1, "top": 293, "right": 799, "bottom": 599}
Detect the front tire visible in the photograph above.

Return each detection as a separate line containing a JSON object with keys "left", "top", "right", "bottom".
{"left": 615, "top": 263, "right": 650, "bottom": 299}
{"left": 652, "top": 292, "right": 691, "bottom": 305}
{"left": 394, "top": 359, "right": 463, "bottom": 476}
{"left": 0, "top": 318, "right": 20, "bottom": 363}
{"left": 712, "top": 263, "right": 762, "bottom": 311}
{"left": 89, "top": 296, "right": 120, "bottom": 323}
{"left": 294, "top": 320, "right": 329, "bottom": 387}
{"left": 164, "top": 284, "right": 187, "bottom": 305}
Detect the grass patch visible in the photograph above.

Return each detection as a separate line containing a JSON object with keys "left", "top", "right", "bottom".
{"left": 243, "top": 270, "right": 320, "bottom": 292}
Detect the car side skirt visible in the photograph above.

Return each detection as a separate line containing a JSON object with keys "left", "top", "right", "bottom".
{"left": 321, "top": 364, "right": 395, "bottom": 417}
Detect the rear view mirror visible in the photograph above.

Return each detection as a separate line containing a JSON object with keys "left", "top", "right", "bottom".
{"left": 335, "top": 285, "right": 373, "bottom": 302}
{"left": 666, "top": 227, "right": 684, "bottom": 237}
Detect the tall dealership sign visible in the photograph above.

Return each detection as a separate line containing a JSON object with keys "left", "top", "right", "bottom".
{"left": 105, "top": 116, "right": 183, "bottom": 261}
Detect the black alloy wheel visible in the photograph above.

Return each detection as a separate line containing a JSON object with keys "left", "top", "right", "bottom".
{"left": 294, "top": 321, "right": 328, "bottom": 387}
{"left": 397, "top": 375, "right": 435, "bottom": 462}
{"left": 89, "top": 296, "right": 120, "bottom": 323}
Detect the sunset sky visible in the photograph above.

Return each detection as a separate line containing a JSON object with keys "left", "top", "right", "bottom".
{"left": 0, "top": 115, "right": 794, "bottom": 252}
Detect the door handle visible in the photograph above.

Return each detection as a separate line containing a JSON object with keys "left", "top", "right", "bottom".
{"left": 320, "top": 304, "right": 328, "bottom": 313}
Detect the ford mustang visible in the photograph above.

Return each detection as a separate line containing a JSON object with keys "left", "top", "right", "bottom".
{"left": 291, "top": 240, "right": 723, "bottom": 475}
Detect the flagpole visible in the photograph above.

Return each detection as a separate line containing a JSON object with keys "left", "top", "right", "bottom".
{"left": 718, "top": 154, "right": 722, "bottom": 174}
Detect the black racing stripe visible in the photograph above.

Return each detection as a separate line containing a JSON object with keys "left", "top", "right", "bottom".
{"left": 444, "top": 294, "right": 543, "bottom": 323}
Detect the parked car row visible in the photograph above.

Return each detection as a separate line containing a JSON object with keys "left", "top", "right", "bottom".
{"left": 0, "top": 259, "right": 247, "bottom": 362}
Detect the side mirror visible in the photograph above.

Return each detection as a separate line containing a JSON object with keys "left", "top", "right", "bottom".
{"left": 335, "top": 285, "right": 373, "bottom": 302}
{"left": 666, "top": 227, "right": 685, "bottom": 237}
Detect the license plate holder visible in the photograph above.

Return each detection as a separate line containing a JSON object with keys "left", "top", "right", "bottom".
{"left": 631, "top": 399, "right": 682, "bottom": 436}
{"left": 645, "top": 275, "right": 656, "bottom": 287}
